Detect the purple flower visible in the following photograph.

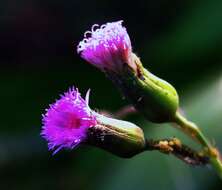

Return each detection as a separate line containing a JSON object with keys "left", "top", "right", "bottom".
{"left": 41, "top": 87, "right": 97, "bottom": 154}
{"left": 77, "top": 21, "right": 137, "bottom": 73}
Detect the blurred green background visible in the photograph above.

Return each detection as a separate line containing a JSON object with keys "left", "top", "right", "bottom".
{"left": 1, "top": 0, "right": 222, "bottom": 189}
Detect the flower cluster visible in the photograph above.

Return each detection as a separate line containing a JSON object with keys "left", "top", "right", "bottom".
{"left": 40, "top": 20, "right": 222, "bottom": 178}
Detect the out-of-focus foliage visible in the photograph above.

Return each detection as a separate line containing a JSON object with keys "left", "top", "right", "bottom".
{"left": 0, "top": 0, "right": 222, "bottom": 189}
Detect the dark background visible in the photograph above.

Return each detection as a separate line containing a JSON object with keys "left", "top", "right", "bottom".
{"left": 1, "top": 0, "right": 222, "bottom": 189}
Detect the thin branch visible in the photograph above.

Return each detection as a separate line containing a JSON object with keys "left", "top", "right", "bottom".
{"left": 100, "top": 105, "right": 137, "bottom": 119}
{"left": 145, "top": 138, "right": 209, "bottom": 166}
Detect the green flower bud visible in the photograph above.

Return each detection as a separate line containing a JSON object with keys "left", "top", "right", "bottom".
{"left": 87, "top": 113, "right": 146, "bottom": 158}
{"left": 105, "top": 53, "right": 179, "bottom": 123}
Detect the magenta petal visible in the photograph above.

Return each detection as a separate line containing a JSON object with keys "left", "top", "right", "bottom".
{"left": 77, "top": 21, "right": 133, "bottom": 72}
{"left": 41, "top": 87, "right": 97, "bottom": 154}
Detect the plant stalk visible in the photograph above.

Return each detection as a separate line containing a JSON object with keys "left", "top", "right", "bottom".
{"left": 173, "top": 111, "right": 222, "bottom": 179}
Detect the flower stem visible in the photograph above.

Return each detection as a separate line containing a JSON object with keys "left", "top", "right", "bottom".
{"left": 173, "top": 111, "right": 222, "bottom": 179}
{"left": 145, "top": 138, "right": 209, "bottom": 166}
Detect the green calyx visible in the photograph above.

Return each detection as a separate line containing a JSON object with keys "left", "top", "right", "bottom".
{"left": 87, "top": 113, "right": 146, "bottom": 158}
{"left": 106, "top": 53, "right": 179, "bottom": 123}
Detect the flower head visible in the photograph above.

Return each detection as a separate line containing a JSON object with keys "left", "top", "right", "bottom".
{"left": 77, "top": 21, "right": 137, "bottom": 73}
{"left": 41, "top": 87, "right": 97, "bottom": 154}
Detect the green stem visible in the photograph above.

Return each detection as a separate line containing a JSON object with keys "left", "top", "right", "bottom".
{"left": 173, "top": 111, "right": 222, "bottom": 179}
